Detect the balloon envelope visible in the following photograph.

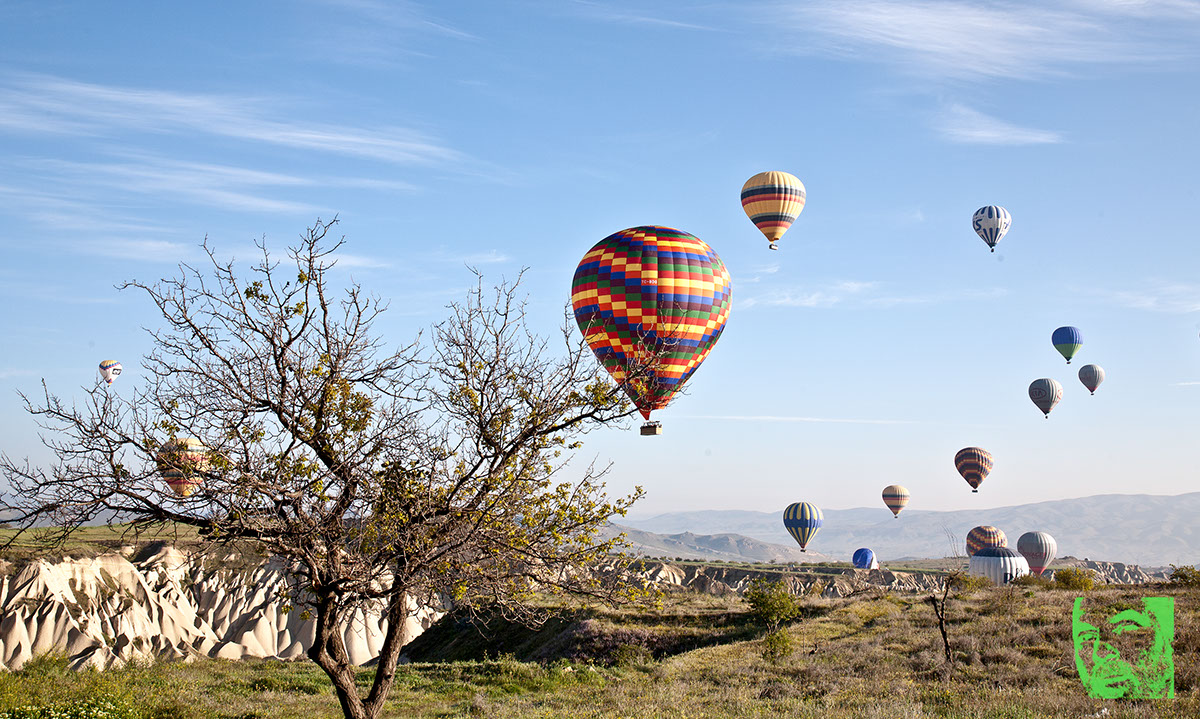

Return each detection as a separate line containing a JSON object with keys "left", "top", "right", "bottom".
{"left": 783, "top": 502, "right": 823, "bottom": 552}
{"left": 1078, "top": 364, "right": 1105, "bottom": 395}
{"left": 156, "top": 437, "right": 209, "bottom": 497}
{"left": 966, "top": 525, "right": 1007, "bottom": 556}
{"left": 852, "top": 547, "right": 879, "bottom": 570}
{"left": 99, "top": 360, "right": 122, "bottom": 385}
{"left": 972, "top": 206, "right": 1011, "bottom": 252}
{"left": 1029, "top": 378, "right": 1064, "bottom": 417}
{"left": 1051, "top": 326, "right": 1083, "bottom": 364}
{"left": 1017, "top": 531, "right": 1058, "bottom": 576}
{"left": 882, "top": 484, "right": 910, "bottom": 517}
{"left": 969, "top": 546, "right": 1029, "bottom": 585}
{"left": 741, "top": 171, "right": 806, "bottom": 250}
{"left": 571, "top": 226, "right": 732, "bottom": 421}
{"left": 955, "top": 447, "right": 993, "bottom": 492}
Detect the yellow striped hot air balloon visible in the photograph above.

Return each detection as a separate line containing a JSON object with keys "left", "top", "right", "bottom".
{"left": 966, "top": 525, "right": 1007, "bottom": 556}
{"left": 740, "top": 171, "right": 806, "bottom": 250}
{"left": 882, "top": 485, "right": 909, "bottom": 518}
{"left": 155, "top": 437, "right": 210, "bottom": 497}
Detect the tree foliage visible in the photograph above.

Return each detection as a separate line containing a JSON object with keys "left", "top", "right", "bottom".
{"left": 744, "top": 578, "right": 803, "bottom": 633}
{"left": 0, "top": 220, "right": 646, "bottom": 719}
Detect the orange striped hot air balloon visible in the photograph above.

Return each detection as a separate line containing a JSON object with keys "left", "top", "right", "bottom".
{"left": 955, "top": 447, "right": 993, "bottom": 493}
{"left": 155, "top": 437, "right": 210, "bottom": 497}
{"left": 966, "top": 525, "right": 1007, "bottom": 556}
{"left": 882, "top": 485, "right": 910, "bottom": 518}
{"left": 740, "top": 171, "right": 806, "bottom": 250}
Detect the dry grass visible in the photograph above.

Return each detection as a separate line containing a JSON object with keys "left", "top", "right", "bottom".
{"left": 1, "top": 583, "right": 1197, "bottom": 718}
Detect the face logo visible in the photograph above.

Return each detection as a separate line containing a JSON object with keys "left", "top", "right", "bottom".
{"left": 1072, "top": 597, "right": 1174, "bottom": 699}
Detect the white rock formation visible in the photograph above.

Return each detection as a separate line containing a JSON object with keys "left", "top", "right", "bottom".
{"left": 0, "top": 545, "right": 443, "bottom": 672}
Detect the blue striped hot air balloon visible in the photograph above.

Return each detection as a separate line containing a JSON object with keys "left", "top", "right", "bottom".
{"left": 852, "top": 548, "right": 878, "bottom": 570}
{"left": 972, "top": 205, "right": 1011, "bottom": 252}
{"left": 1052, "top": 326, "right": 1083, "bottom": 364}
{"left": 783, "top": 502, "right": 823, "bottom": 552}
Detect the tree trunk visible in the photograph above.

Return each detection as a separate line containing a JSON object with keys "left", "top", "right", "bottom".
{"left": 363, "top": 590, "right": 412, "bottom": 719}
{"left": 310, "top": 593, "right": 368, "bottom": 719}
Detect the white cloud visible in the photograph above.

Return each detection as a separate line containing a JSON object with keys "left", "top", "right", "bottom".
{"left": 75, "top": 238, "right": 203, "bottom": 263}
{"left": 938, "top": 104, "right": 1063, "bottom": 145}
{"left": 0, "top": 74, "right": 465, "bottom": 166}
{"left": 743, "top": 280, "right": 1007, "bottom": 310}
{"left": 770, "top": 0, "right": 1195, "bottom": 81}
{"left": 1177, "top": 381, "right": 1200, "bottom": 386}
{"left": 1107, "top": 282, "right": 1200, "bottom": 313}
{"left": 571, "top": 1, "right": 721, "bottom": 30}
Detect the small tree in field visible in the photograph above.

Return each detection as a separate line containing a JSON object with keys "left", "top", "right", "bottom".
{"left": 0, "top": 220, "right": 645, "bottom": 719}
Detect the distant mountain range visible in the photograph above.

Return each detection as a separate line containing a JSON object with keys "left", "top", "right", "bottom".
{"left": 602, "top": 524, "right": 834, "bottom": 564}
{"left": 619, "top": 492, "right": 1200, "bottom": 568}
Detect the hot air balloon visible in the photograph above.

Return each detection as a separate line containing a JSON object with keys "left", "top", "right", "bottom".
{"left": 955, "top": 447, "right": 993, "bottom": 493}
{"left": 740, "top": 171, "right": 806, "bottom": 251}
{"left": 156, "top": 437, "right": 210, "bottom": 498}
{"left": 1052, "top": 326, "right": 1083, "bottom": 364}
{"left": 572, "top": 226, "right": 732, "bottom": 434}
{"left": 972, "top": 206, "right": 1011, "bottom": 252}
{"left": 1017, "top": 531, "right": 1058, "bottom": 576}
{"left": 1029, "top": 378, "right": 1064, "bottom": 418}
{"left": 1078, "top": 364, "right": 1105, "bottom": 395}
{"left": 99, "top": 360, "right": 122, "bottom": 385}
{"left": 852, "top": 548, "right": 879, "bottom": 570}
{"left": 882, "top": 484, "right": 910, "bottom": 518}
{"left": 969, "top": 546, "right": 1029, "bottom": 585}
{"left": 783, "top": 502, "right": 822, "bottom": 552}
{"left": 966, "top": 525, "right": 1007, "bottom": 556}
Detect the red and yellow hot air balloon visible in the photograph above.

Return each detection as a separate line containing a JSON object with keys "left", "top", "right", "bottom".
{"left": 955, "top": 447, "right": 993, "bottom": 493}
{"left": 740, "top": 171, "right": 806, "bottom": 250}
{"left": 155, "top": 437, "right": 210, "bottom": 497}
{"left": 571, "top": 226, "right": 732, "bottom": 434}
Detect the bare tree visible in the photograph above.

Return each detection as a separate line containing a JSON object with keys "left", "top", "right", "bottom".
{"left": 0, "top": 219, "right": 646, "bottom": 719}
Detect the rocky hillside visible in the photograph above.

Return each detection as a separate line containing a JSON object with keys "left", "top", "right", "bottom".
{"left": 0, "top": 544, "right": 442, "bottom": 672}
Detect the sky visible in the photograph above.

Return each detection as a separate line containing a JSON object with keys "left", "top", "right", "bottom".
{"left": 1, "top": 1, "right": 1199, "bottom": 520}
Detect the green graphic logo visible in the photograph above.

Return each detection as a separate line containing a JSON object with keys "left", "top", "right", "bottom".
{"left": 1072, "top": 596, "right": 1174, "bottom": 699}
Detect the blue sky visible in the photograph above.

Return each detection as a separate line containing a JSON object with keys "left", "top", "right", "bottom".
{"left": 1, "top": 1, "right": 1199, "bottom": 519}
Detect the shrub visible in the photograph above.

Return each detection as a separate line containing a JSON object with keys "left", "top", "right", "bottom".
{"left": 760, "top": 629, "right": 794, "bottom": 662}
{"left": 1011, "top": 574, "right": 1051, "bottom": 589}
{"left": 947, "top": 573, "right": 991, "bottom": 595}
{"left": 1169, "top": 564, "right": 1200, "bottom": 586}
{"left": 1053, "top": 568, "right": 1095, "bottom": 591}
{"left": 744, "top": 578, "right": 802, "bottom": 632}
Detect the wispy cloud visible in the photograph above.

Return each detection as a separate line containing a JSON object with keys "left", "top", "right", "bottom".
{"left": 678, "top": 414, "right": 917, "bottom": 425}
{"left": 937, "top": 104, "right": 1063, "bottom": 145}
{"left": 1177, "top": 381, "right": 1200, "bottom": 386}
{"left": 770, "top": 1, "right": 1196, "bottom": 81}
{"left": 0, "top": 369, "right": 37, "bottom": 380}
{"left": 1104, "top": 282, "right": 1200, "bottom": 313}
{"left": 743, "top": 280, "right": 1007, "bottom": 310}
{"left": 0, "top": 74, "right": 465, "bottom": 166}
{"left": 571, "top": 1, "right": 721, "bottom": 31}
{"left": 74, "top": 238, "right": 201, "bottom": 263}
{"left": 329, "top": 253, "right": 392, "bottom": 270}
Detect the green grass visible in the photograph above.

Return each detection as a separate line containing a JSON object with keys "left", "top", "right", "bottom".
{"left": 1, "top": 583, "right": 1197, "bottom": 718}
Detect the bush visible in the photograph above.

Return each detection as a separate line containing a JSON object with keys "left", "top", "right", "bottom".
{"left": 760, "top": 629, "right": 794, "bottom": 663}
{"left": 744, "top": 578, "right": 802, "bottom": 632}
{"left": 1170, "top": 564, "right": 1200, "bottom": 587}
{"left": 1053, "top": 568, "right": 1095, "bottom": 591}
{"left": 1011, "top": 574, "right": 1051, "bottom": 589}
{"left": 0, "top": 699, "right": 137, "bottom": 719}
{"left": 947, "top": 573, "right": 991, "bottom": 594}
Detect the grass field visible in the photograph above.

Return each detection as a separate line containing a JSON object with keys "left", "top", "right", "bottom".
{"left": 1, "top": 580, "right": 1195, "bottom": 718}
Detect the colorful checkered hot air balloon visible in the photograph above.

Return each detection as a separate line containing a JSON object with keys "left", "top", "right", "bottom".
{"left": 972, "top": 205, "right": 1011, "bottom": 252}
{"left": 99, "top": 360, "right": 122, "bottom": 385}
{"left": 1052, "top": 326, "right": 1083, "bottom": 364}
{"left": 783, "top": 502, "right": 823, "bottom": 552}
{"left": 955, "top": 447, "right": 993, "bottom": 493}
{"left": 1078, "top": 364, "right": 1105, "bottom": 395}
{"left": 155, "top": 437, "right": 210, "bottom": 498}
{"left": 571, "top": 226, "right": 732, "bottom": 434}
{"left": 966, "top": 525, "right": 1007, "bottom": 556}
{"left": 741, "top": 171, "right": 806, "bottom": 250}
{"left": 882, "top": 484, "right": 910, "bottom": 518}
{"left": 1029, "top": 378, "right": 1064, "bottom": 418}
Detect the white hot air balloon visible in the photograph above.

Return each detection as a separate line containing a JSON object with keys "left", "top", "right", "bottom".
{"left": 1029, "top": 378, "right": 1063, "bottom": 418}
{"left": 99, "top": 360, "right": 122, "bottom": 385}
{"left": 972, "top": 206, "right": 1011, "bottom": 252}
{"left": 1017, "top": 531, "right": 1058, "bottom": 576}
{"left": 969, "top": 546, "right": 1029, "bottom": 585}
{"left": 1078, "top": 364, "right": 1105, "bottom": 395}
